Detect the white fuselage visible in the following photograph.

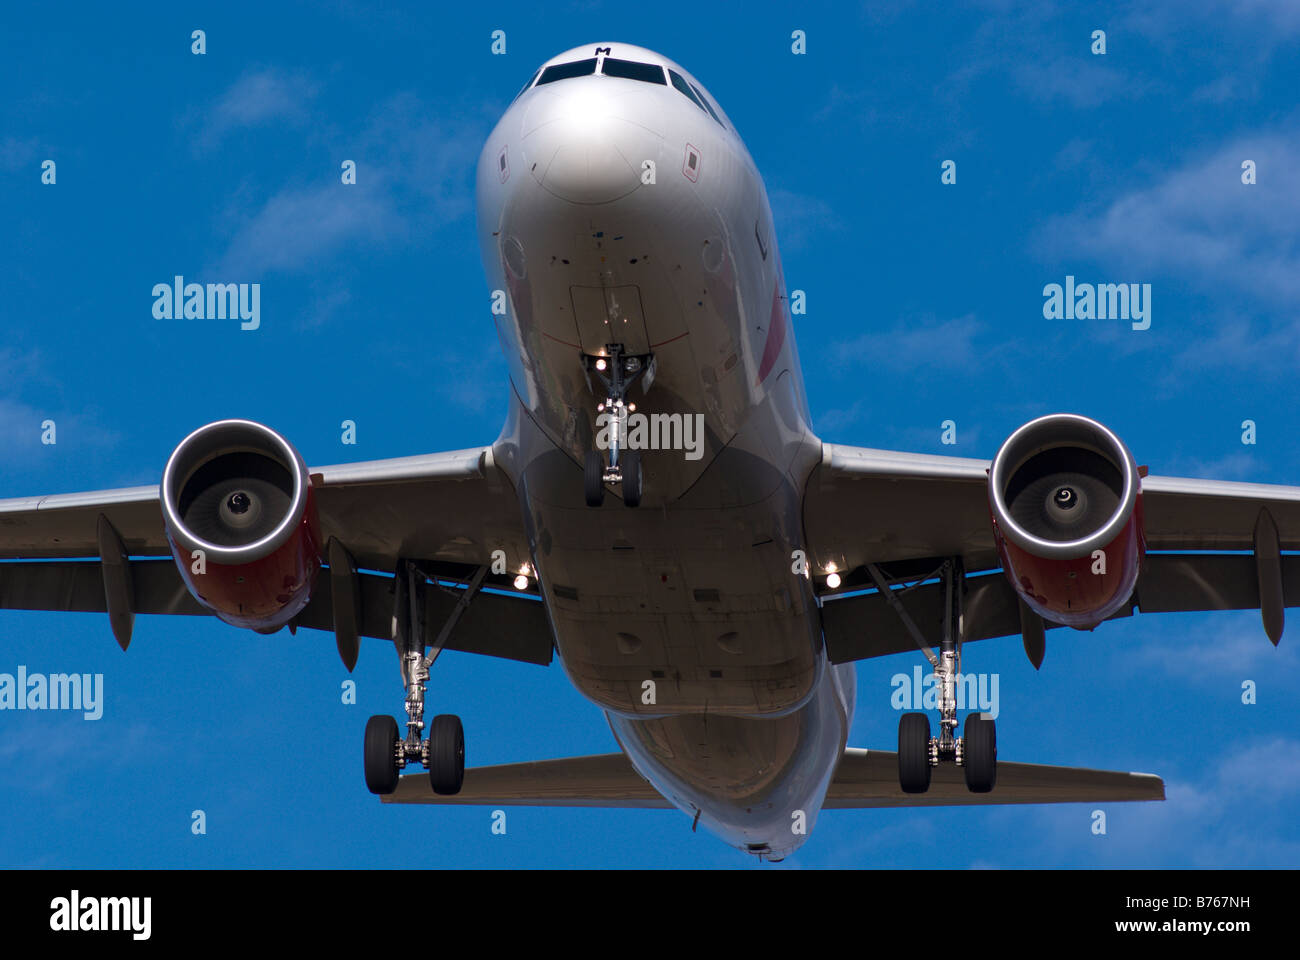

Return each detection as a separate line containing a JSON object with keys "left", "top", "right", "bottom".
{"left": 475, "top": 43, "right": 854, "bottom": 859}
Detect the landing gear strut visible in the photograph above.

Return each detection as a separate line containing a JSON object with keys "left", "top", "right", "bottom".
{"left": 868, "top": 558, "right": 997, "bottom": 794}
{"left": 364, "top": 560, "right": 479, "bottom": 796}
{"left": 582, "top": 343, "right": 653, "bottom": 508}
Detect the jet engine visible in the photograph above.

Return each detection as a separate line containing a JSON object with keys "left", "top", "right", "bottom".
{"left": 988, "top": 414, "right": 1144, "bottom": 628}
{"left": 161, "top": 419, "right": 322, "bottom": 631}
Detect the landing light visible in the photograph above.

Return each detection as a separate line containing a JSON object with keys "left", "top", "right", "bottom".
{"left": 513, "top": 575, "right": 530, "bottom": 591}
{"left": 596, "top": 358, "right": 607, "bottom": 371}
{"left": 825, "top": 572, "right": 841, "bottom": 589}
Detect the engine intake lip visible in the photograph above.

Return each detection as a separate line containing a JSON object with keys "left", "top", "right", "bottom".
{"left": 989, "top": 413, "right": 1139, "bottom": 561}
{"left": 161, "top": 419, "right": 309, "bottom": 566}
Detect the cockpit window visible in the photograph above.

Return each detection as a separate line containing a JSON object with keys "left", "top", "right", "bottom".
{"left": 689, "top": 81, "right": 725, "bottom": 128}
{"left": 537, "top": 58, "right": 598, "bottom": 85}
{"left": 512, "top": 69, "right": 540, "bottom": 103}
{"left": 600, "top": 57, "right": 667, "bottom": 84}
{"left": 668, "top": 69, "right": 708, "bottom": 115}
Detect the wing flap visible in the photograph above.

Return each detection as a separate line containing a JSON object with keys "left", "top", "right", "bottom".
{"left": 822, "top": 553, "right": 1300, "bottom": 663}
{"left": 0, "top": 559, "right": 553, "bottom": 665}
{"left": 0, "top": 558, "right": 203, "bottom": 616}
{"left": 821, "top": 568, "right": 1127, "bottom": 663}
{"left": 295, "top": 569, "right": 554, "bottom": 665}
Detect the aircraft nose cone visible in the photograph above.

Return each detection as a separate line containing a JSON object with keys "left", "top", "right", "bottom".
{"left": 529, "top": 120, "right": 645, "bottom": 204}
{"left": 541, "top": 133, "right": 637, "bottom": 203}
{"left": 522, "top": 82, "right": 662, "bottom": 205}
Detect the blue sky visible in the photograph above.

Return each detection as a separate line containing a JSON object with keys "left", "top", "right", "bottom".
{"left": 2, "top": 0, "right": 1299, "bottom": 868}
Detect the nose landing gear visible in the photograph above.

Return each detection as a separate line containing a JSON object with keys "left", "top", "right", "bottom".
{"left": 583, "top": 343, "right": 653, "bottom": 508}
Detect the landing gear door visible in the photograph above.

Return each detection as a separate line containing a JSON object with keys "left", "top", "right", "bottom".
{"left": 570, "top": 285, "right": 651, "bottom": 355}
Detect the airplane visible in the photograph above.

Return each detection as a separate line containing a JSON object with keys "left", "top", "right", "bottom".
{"left": 2, "top": 41, "right": 1297, "bottom": 862}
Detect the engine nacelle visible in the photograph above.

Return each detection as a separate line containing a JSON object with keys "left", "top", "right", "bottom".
{"left": 161, "top": 420, "right": 322, "bottom": 631}
{"left": 988, "top": 414, "right": 1144, "bottom": 628}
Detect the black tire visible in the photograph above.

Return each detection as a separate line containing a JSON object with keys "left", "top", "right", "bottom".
{"left": 428, "top": 714, "right": 465, "bottom": 795}
{"left": 364, "top": 715, "right": 400, "bottom": 795}
{"left": 898, "top": 712, "right": 931, "bottom": 793}
{"left": 622, "top": 450, "right": 643, "bottom": 507}
{"left": 963, "top": 713, "right": 997, "bottom": 793}
{"left": 584, "top": 451, "right": 605, "bottom": 507}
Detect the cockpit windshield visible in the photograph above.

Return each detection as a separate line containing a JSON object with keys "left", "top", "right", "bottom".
{"left": 518, "top": 56, "right": 726, "bottom": 131}
{"left": 600, "top": 57, "right": 667, "bottom": 84}
{"left": 536, "top": 58, "right": 598, "bottom": 85}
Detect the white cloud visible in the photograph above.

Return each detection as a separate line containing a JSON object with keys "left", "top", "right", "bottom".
{"left": 1010, "top": 56, "right": 1145, "bottom": 109}
{"left": 212, "top": 92, "right": 481, "bottom": 277}
{"left": 1026, "top": 736, "right": 1300, "bottom": 866}
{"left": 814, "top": 399, "right": 870, "bottom": 437}
{"left": 1125, "top": 0, "right": 1300, "bottom": 42}
{"left": 202, "top": 68, "right": 318, "bottom": 145}
{"left": 941, "top": 2, "right": 1151, "bottom": 110}
{"left": 0, "top": 135, "right": 42, "bottom": 173}
{"left": 769, "top": 188, "right": 843, "bottom": 253}
{"left": 831, "top": 314, "right": 983, "bottom": 373}
{"left": 1155, "top": 449, "right": 1263, "bottom": 482}
{"left": 216, "top": 182, "right": 397, "bottom": 276}
{"left": 946, "top": 0, "right": 1297, "bottom": 115}
{"left": 1132, "top": 612, "right": 1298, "bottom": 681}
{"left": 1127, "top": 738, "right": 1300, "bottom": 866}
{"left": 1049, "top": 131, "right": 1300, "bottom": 301}
{"left": 0, "top": 350, "right": 120, "bottom": 467}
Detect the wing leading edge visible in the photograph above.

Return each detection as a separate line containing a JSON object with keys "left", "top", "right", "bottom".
{"left": 806, "top": 442, "right": 1300, "bottom": 575}
{"left": 0, "top": 446, "right": 529, "bottom": 571}
{"left": 0, "top": 445, "right": 549, "bottom": 663}
{"left": 805, "top": 442, "right": 1300, "bottom": 658}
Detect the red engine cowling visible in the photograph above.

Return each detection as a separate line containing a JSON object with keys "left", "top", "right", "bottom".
{"left": 161, "top": 420, "right": 322, "bottom": 632}
{"left": 988, "top": 414, "right": 1144, "bottom": 628}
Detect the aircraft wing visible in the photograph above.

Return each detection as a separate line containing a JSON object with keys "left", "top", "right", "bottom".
{"left": 805, "top": 442, "right": 1300, "bottom": 660}
{"left": 805, "top": 442, "right": 1300, "bottom": 572}
{"left": 0, "top": 446, "right": 552, "bottom": 665}
{"left": 0, "top": 447, "right": 526, "bottom": 568}
{"left": 382, "top": 748, "right": 1163, "bottom": 808}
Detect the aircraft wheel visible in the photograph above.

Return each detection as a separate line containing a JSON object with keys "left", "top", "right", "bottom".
{"left": 622, "top": 450, "right": 643, "bottom": 508}
{"left": 963, "top": 713, "right": 997, "bottom": 793}
{"left": 898, "top": 712, "right": 931, "bottom": 793}
{"left": 584, "top": 451, "right": 605, "bottom": 507}
{"left": 428, "top": 714, "right": 465, "bottom": 795}
{"left": 364, "top": 714, "right": 400, "bottom": 795}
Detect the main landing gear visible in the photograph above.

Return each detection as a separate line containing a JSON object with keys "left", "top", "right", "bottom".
{"left": 364, "top": 560, "right": 481, "bottom": 796}
{"left": 867, "top": 558, "right": 997, "bottom": 795}
{"left": 582, "top": 343, "right": 653, "bottom": 508}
